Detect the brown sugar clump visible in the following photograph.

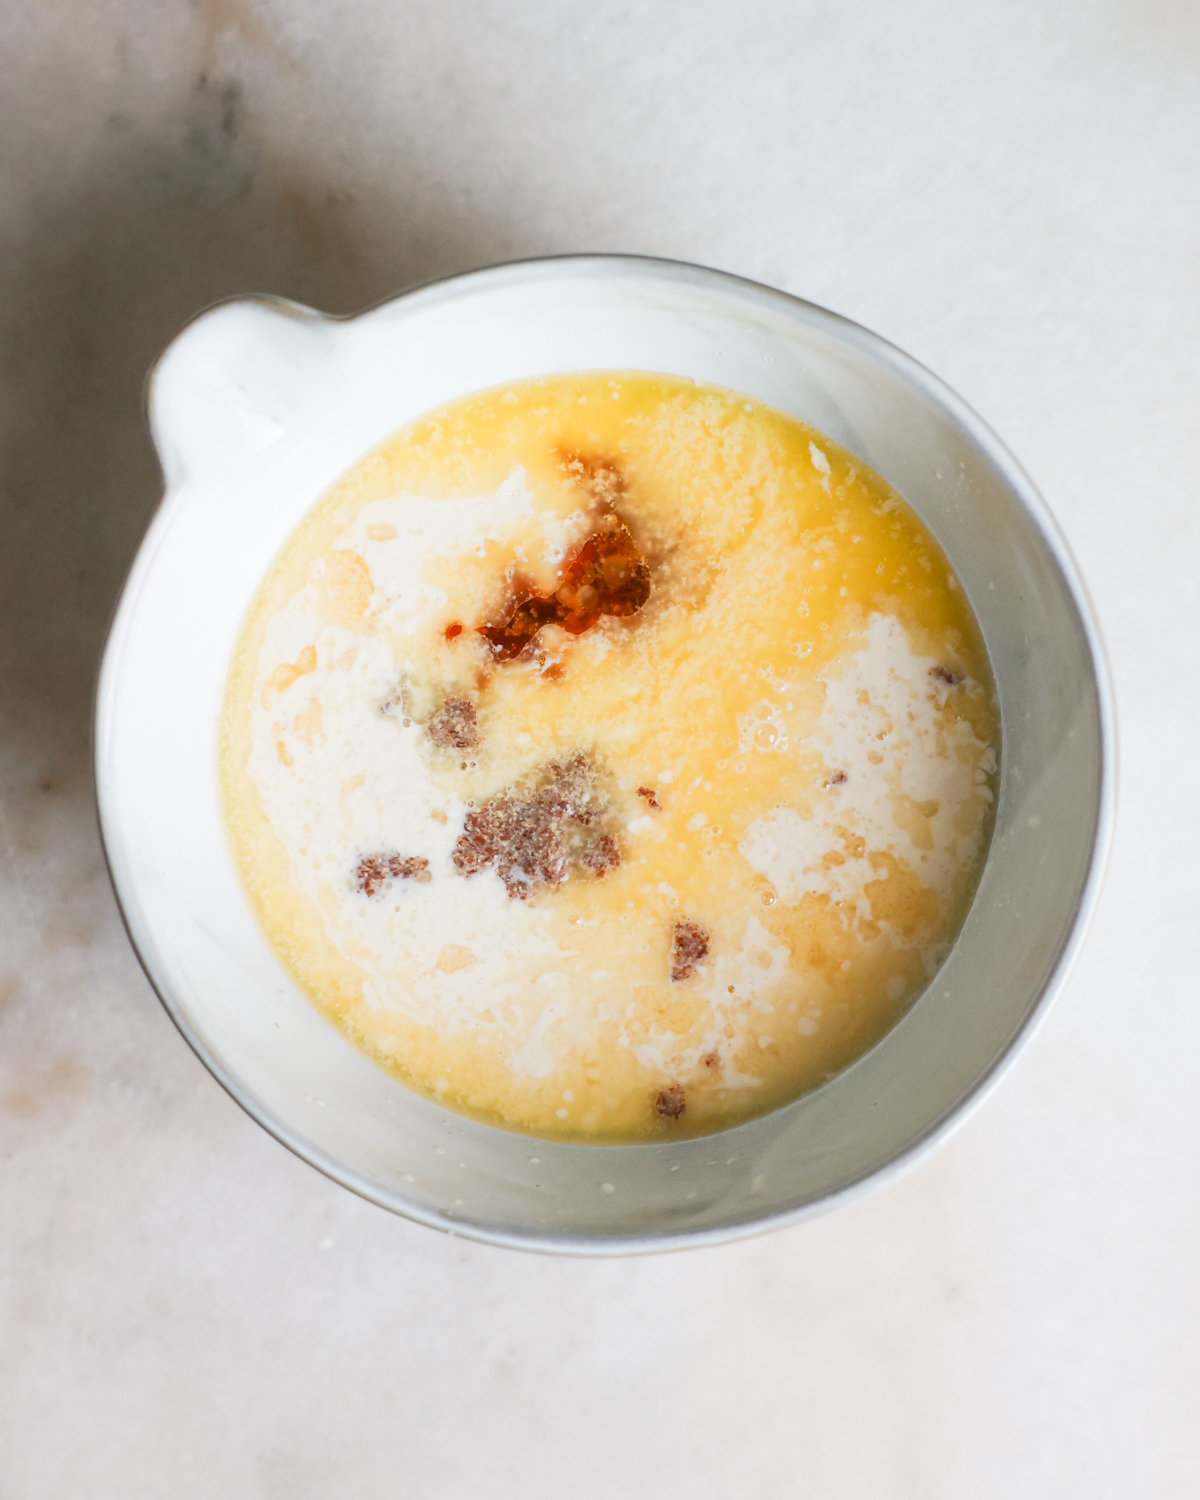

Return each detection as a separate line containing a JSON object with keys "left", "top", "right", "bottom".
{"left": 562, "top": 452, "right": 626, "bottom": 508}
{"left": 637, "top": 786, "right": 660, "bottom": 810}
{"left": 552, "top": 510, "right": 651, "bottom": 628}
{"left": 670, "top": 920, "right": 709, "bottom": 982}
{"left": 452, "top": 754, "right": 622, "bottom": 899}
{"left": 478, "top": 458, "right": 651, "bottom": 662}
{"left": 426, "top": 695, "right": 478, "bottom": 750}
{"left": 354, "top": 852, "right": 430, "bottom": 897}
{"left": 655, "top": 1084, "right": 686, "bottom": 1120}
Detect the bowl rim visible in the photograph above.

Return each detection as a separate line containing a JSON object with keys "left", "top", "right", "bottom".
{"left": 94, "top": 252, "right": 1118, "bottom": 1256}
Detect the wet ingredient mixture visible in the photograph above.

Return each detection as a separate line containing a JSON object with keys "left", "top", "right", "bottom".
{"left": 221, "top": 372, "right": 999, "bottom": 1140}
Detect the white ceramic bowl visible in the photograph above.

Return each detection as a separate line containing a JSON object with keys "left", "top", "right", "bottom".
{"left": 95, "top": 256, "right": 1115, "bottom": 1253}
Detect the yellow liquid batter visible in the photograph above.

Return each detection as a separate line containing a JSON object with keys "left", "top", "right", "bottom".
{"left": 221, "top": 372, "right": 999, "bottom": 1141}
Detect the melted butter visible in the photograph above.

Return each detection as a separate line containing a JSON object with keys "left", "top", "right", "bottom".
{"left": 221, "top": 372, "right": 999, "bottom": 1141}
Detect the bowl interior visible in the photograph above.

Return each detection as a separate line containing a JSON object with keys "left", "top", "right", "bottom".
{"left": 95, "top": 259, "right": 1111, "bottom": 1251}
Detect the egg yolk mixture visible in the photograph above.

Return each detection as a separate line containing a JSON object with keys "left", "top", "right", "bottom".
{"left": 221, "top": 372, "right": 999, "bottom": 1141}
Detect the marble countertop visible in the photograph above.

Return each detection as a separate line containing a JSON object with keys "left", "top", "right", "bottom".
{"left": 2, "top": 1, "right": 1197, "bottom": 1494}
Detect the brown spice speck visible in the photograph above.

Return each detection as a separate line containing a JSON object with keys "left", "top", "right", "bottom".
{"left": 929, "top": 665, "right": 961, "bottom": 687}
{"left": 354, "top": 852, "right": 430, "bottom": 897}
{"left": 453, "top": 754, "right": 622, "bottom": 899}
{"left": 655, "top": 1084, "right": 686, "bottom": 1120}
{"left": 670, "top": 921, "right": 709, "bottom": 982}
{"left": 580, "top": 834, "right": 621, "bottom": 877}
{"left": 426, "top": 695, "right": 478, "bottom": 750}
{"left": 637, "top": 786, "right": 661, "bottom": 810}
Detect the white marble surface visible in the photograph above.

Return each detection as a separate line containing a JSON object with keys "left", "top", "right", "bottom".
{"left": 1, "top": 1, "right": 1197, "bottom": 1494}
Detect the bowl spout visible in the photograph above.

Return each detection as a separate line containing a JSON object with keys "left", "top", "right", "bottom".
{"left": 148, "top": 297, "right": 341, "bottom": 489}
